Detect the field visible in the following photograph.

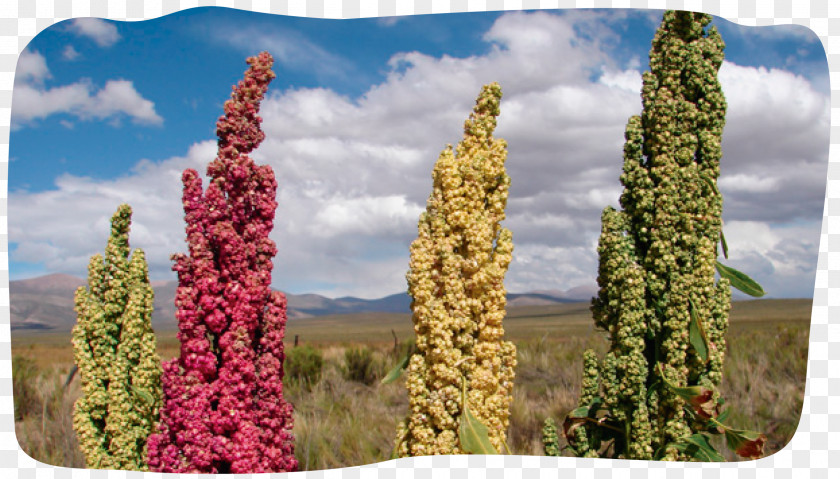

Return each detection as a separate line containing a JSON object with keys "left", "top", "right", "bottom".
{"left": 11, "top": 298, "right": 811, "bottom": 470}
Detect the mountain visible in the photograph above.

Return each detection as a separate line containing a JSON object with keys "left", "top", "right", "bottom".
{"left": 9, "top": 273, "right": 587, "bottom": 333}
{"left": 9, "top": 274, "right": 86, "bottom": 331}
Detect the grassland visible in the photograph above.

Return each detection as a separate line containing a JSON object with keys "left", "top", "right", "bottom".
{"left": 11, "top": 298, "right": 811, "bottom": 470}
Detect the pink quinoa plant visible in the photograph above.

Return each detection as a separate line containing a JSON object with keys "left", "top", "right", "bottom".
{"left": 146, "top": 51, "right": 296, "bottom": 473}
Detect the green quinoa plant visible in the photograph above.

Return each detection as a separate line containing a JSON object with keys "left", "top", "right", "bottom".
{"left": 545, "top": 10, "right": 766, "bottom": 461}
{"left": 71, "top": 204, "right": 162, "bottom": 470}
{"left": 394, "top": 82, "right": 516, "bottom": 457}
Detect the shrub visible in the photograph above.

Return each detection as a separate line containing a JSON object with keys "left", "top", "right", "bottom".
{"left": 342, "top": 346, "right": 379, "bottom": 385}
{"left": 12, "top": 355, "right": 40, "bottom": 420}
{"left": 286, "top": 345, "right": 324, "bottom": 387}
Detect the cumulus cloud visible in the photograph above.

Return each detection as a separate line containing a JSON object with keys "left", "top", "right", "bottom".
{"left": 15, "top": 50, "right": 50, "bottom": 84}
{"left": 718, "top": 61, "right": 829, "bottom": 223}
{"left": 12, "top": 50, "right": 163, "bottom": 128}
{"left": 68, "top": 18, "right": 121, "bottom": 47}
{"left": 10, "top": 141, "right": 216, "bottom": 278}
{"left": 63, "top": 45, "right": 80, "bottom": 60}
{"left": 719, "top": 220, "right": 821, "bottom": 298}
{"left": 9, "top": 11, "right": 829, "bottom": 299}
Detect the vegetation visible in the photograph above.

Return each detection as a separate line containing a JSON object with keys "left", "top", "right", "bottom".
{"left": 8, "top": 11, "right": 809, "bottom": 471}
{"left": 71, "top": 204, "right": 161, "bottom": 470}
{"left": 396, "top": 82, "right": 516, "bottom": 456}
{"left": 549, "top": 10, "right": 766, "bottom": 461}
{"left": 147, "top": 51, "right": 296, "bottom": 473}
{"left": 286, "top": 345, "right": 325, "bottom": 387}
{"left": 342, "top": 346, "right": 382, "bottom": 385}
{"left": 12, "top": 299, "right": 811, "bottom": 469}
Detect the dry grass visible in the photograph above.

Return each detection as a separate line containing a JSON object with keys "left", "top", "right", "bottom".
{"left": 11, "top": 298, "right": 811, "bottom": 469}
{"left": 13, "top": 360, "right": 85, "bottom": 468}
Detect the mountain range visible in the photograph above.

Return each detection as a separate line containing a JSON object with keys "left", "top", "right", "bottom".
{"left": 9, "top": 273, "right": 594, "bottom": 333}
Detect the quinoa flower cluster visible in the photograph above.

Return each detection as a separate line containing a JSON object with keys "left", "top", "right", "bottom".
{"left": 146, "top": 52, "right": 296, "bottom": 473}
{"left": 396, "top": 83, "right": 516, "bottom": 456}
{"left": 565, "top": 11, "right": 734, "bottom": 460}
{"left": 72, "top": 204, "right": 162, "bottom": 470}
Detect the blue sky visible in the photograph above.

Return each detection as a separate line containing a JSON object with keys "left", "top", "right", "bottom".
{"left": 9, "top": 8, "right": 830, "bottom": 298}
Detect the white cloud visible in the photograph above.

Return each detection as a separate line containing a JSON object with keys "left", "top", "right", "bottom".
{"left": 598, "top": 67, "right": 642, "bottom": 92}
{"left": 9, "top": 11, "right": 829, "bottom": 299}
{"left": 15, "top": 50, "right": 50, "bottom": 85}
{"left": 63, "top": 45, "right": 80, "bottom": 60}
{"left": 68, "top": 18, "right": 121, "bottom": 47}
{"left": 313, "top": 195, "right": 424, "bottom": 238}
{"left": 719, "top": 220, "right": 821, "bottom": 298}
{"left": 90, "top": 80, "right": 162, "bottom": 123}
{"left": 12, "top": 51, "right": 163, "bottom": 128}
{"left": 10, "top": 141, "right": 216, "bottom": 278}
{"left": 719, "top": 61, "right": 829, "bottom": 223}
{"left": 718, "top": 174, "right": 779, "bottom": 193}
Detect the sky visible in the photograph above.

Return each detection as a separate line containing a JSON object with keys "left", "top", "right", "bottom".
{"left": 8, "top": 8, "right": 830, "bottom": 299}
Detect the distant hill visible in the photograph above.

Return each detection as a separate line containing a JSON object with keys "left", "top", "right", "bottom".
{"left": 9, "top": 274, "right": 86, "bottom": 331}
{"left": 9, "top": 273, "right": 591, "bottom": 333}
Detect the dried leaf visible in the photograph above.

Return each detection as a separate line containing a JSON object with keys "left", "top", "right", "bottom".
{"left": 663, "top": 381, "right": 719, "bottom": 419}
{"left": 725, "top": 428, "right": 767, "bottom": 460}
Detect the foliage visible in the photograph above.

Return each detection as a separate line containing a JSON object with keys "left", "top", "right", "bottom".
{"left": 12, "top": 311, "right": 809, "bottom": 468}
{"left": 342, "top": 346, "right": 380, "bottom": 385}
{"left": 146, "top": 52, "right": 296, "bottom": 473}
{"left": 71, "top": 204, "right": 162, "bottom": 470}
{"left": 286, "top": 345, "right": 325, "bottom": 387}
{"left": 13, "top": 355, "right": 40, "bottom": 420}
{"left": 395, "top": 82, "right": 516, "bottom": 456}
{"left": 542, "top": 417, "right": 561, "bottom": 457}
{"left": 558, "top": 10, "right": 765, "bottom": 461}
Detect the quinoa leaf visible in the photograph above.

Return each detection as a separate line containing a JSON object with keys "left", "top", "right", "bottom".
{"left": 459, "top": 378, "right": 498, "bottom": 455}
{"left": 720, "top": 230, "right": 729, "bottom": 259}
{"left": 678, "top": 433, "right": 725, "bottom": 462}
{"left": 715, "top": 261, "right": 765, "bottom": 297}
{"left": 688, "top": 298, "right": 709, "bottom": 363}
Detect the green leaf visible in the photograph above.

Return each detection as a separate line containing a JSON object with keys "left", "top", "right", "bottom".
{"left": 458, "top": 379, "right": 498, "bottom": 455}
{"left": 380, "top": 351, "right": 412, "bottom": 385}
{"left": 502, "top": 437, "right": 513, "bottom": 455}
{"left": 131, "top": 385, "right": 154, "bottom": 406}
{"left": 673, "top": 433, "right": 725, "bottom": 462}
{"left": 700, "top": 174, "right": 721, "bottom": 197}
{"left": 567, "top": 405, "right": 591, "bottom": 419}
{"left": 688, "top": 298, "right": 709, "bottom": 363}
{"left": 720, "top": 230, "right": 729, "bottom": 259}
{"left": 459, "top": 405, "right": 498, "bottom": 454}
{"left": 715, "top": 261, "right": 765, "bottom": 297}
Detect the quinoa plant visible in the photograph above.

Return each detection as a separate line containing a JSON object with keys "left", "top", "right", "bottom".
{"left": 394, "top": 83, "right": 516, "bottom": 456}
{"left": 547, "top": 11, "right": 766, "bottom": 461}
{"left": 146, "top": 52, "right": 296, "bottom": 473}
{"left": 71, "top": 204, "right": 161, "bottom": 470}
